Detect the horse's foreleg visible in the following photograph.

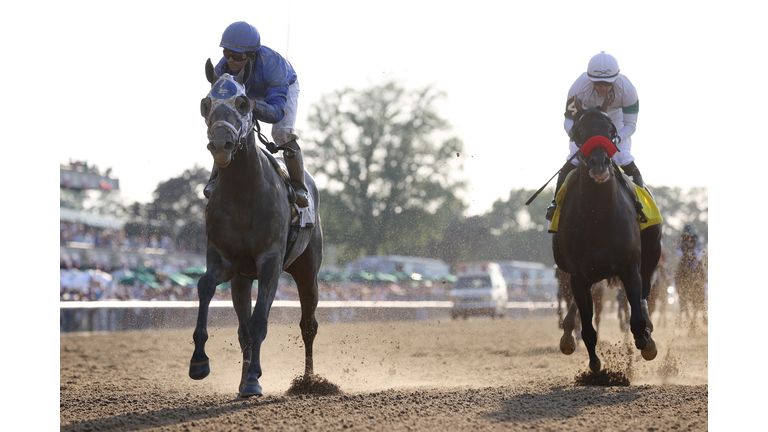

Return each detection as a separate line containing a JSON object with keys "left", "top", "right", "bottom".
{"left": 572, "top": 276, "right": 600, "bottom": 372}
{"left": 240, "top": 257, "right": 282, "bottom": 398}
{"left": 189, "top": 273, "right": 218, "bottom": 380}
{"left": 230, "top": 275, "right": 254, "bottom": 394}
{"left": 622, "top": 268, "right": 656, "bottom": 359}
{"left": 592, "top": 281, "right": 604, "bottom": 339}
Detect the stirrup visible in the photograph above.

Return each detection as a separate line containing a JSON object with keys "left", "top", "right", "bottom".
{"left": 545, "top": 202, "right": 557, "bottom": 222}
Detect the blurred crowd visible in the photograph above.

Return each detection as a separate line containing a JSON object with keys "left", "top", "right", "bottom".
{"left": 60, "top": 267, "right": 451, "bottom": 303}
{"left": 60, "top": 221, "right": 205, "bottom": 254}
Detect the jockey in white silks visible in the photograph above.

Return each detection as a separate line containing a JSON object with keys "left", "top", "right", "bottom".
{"left": 546, "top": 51, "right": 644, "bottom": 222}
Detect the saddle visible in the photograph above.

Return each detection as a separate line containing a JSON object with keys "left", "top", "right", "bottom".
{"left": 548, "top": 167, "right": 662, "bottom": 233}
{"left": 259, "top": 148, "right": 315, "bottom": 229}
{"left": 258, "top": 148, "right": 316, "bottom": 269}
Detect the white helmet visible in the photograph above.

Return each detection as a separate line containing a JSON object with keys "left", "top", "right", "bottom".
{"left": 587, "top": 51, "right": 620, "bottom": 83}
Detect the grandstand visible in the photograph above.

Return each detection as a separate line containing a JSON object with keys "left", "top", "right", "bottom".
{"left": 60, "top": 161, "right": 204, "bottom": 271}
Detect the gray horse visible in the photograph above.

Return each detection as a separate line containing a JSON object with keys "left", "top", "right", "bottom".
{"left": 189, "top": 59, "right": 323, "bottom": 398}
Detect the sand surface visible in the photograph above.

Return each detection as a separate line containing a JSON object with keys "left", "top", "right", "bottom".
{"left": 60, "top": 311, "right": 708, "bottom": 431}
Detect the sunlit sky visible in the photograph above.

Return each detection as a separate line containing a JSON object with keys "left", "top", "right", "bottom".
{"left": 3, "top": 1, "right": 764, "bottom": 424}
{"left": 37, "top": 0, "right": 732, "bottom": 215}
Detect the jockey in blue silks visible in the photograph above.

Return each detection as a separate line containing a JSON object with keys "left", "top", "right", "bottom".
{"left": 204, "top": 21, "right": 309, "bottom": 208}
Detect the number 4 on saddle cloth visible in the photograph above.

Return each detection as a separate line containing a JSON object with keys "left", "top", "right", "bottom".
{"left": 548, "top": 168, "right": 662, "bottom": 233}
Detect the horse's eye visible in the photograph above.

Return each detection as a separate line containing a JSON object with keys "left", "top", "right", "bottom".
{"left": 200, "top": 97, "right": 211, "bottom": 117}
{"left": 235, "top": 96, "right": 250, "bottom": 116}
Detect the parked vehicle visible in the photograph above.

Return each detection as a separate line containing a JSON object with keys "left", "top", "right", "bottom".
{"left": 450, "top": 262, "right": 508, "bottom": 319}
{"left": 496, "top": 261, "right": 558, "bottom": 302}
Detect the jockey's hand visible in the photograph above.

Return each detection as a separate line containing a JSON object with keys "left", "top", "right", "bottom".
{"left": 266, "top": 141, "right": 280, "bottom": 154}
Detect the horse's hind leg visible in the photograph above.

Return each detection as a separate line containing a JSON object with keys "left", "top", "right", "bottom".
{"left": 560, "top": 300, "right": 578, "bottom": 355}
{"left": 290, "top": 269, "right": 319, "bottom": 377}
{"left": 230, "top": 274, "right": 255, "bottom": 395}
{"left": 287, "top": 238, "right": 322, "bottom": 377}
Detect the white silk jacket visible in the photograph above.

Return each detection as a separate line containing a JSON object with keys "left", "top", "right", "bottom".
{"left": 563, "top": 73, "right": 639, "bottom": 166}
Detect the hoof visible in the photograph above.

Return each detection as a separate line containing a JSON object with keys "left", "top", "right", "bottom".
{"left": 239, "top": 381, "right": 263, "bottom": 398}
{"left": 589, "top": 357, "right": 601, "bottom": 373}
{"left": 641, "top": 336, "right": 658, "bottom": 361}
{"left": 560, "top": 334, "right": 575, "bottom": 355}
{"left": 189, "top": 359, "right": 210, "bottom": 380}
{"left": 634, "top": 328, "right": 651, "bottom": 350}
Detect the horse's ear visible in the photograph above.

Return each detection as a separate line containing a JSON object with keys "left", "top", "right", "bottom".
{"left": 573, "top": 97, "right": 585, "bottom": 123}
{"left": 235, "top": 58, "right": 252, "bottom": 85}
{"left": 205, "top": 58, "right": 218, "bottom": 85}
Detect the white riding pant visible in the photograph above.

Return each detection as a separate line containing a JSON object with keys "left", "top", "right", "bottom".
{"left": 271, "top": 80, "right": 300, "bottom": 145}
{"left": 566, "top": 136, "right": 634, "bottom": 167}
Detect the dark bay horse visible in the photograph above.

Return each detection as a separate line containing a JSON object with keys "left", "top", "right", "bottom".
{"left": 553, "top": 106, "right": 662, "bottom": 372}
{"left": 189, "top": 59, "right": 323, "bottom": 398}
{"left": 675, "top": 234, "right": 707, "bottom": 326}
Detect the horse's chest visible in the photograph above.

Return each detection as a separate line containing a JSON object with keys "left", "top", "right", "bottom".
{"left": 206, "top": 208, "right": 285, "bottom": 258}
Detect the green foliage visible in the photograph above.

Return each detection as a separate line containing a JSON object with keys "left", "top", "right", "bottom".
{"left": 648, "top": 185, "right": 708, "bottom": 270}
{"left": 423, "top": 188, "right": 557, "bottom": 266}
{"left": 124, "top": 165, "right": 210, "bottom": 252}
{"left": 148, "top": 164, "right": 210, "bottom": 223}
{"left": 306, "top": 80, "right": 467, "bottom": 259}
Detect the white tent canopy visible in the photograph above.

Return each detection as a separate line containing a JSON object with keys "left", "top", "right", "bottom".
{"left": 60, "top": 207, "right": 125, "bottom": 230}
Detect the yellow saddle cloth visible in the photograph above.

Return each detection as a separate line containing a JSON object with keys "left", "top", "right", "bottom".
{"left": 548, "top": 168, "right": 663, "bottom": 233}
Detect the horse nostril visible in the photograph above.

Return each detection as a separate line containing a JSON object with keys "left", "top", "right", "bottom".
{"left": 207, "top": 143, "right": 215, "bottom": 152}
{"left": 604, "top": 158, "right": 611, "bottom": 165}
{"left": 224, "top": 141, "right": 234, "bottom": 151}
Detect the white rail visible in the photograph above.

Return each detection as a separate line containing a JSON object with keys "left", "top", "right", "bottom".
{"left": 59, "top": 300, "right": 557, "bottom": 309}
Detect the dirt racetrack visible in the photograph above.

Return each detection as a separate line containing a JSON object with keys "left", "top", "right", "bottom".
{"left": 61, "top": 311, "right": 708, "bottom": 431}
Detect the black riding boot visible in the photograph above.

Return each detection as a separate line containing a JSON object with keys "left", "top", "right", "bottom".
{"left": 545, "top": 161, "right": 578, "bottom": 221}
{"left": 281, "top": 139, "right": 310, "bottom": 208}
{"left": 203, "top": 164, "right": 219, "bottom": 199}
{"left": 621, "top": 161, "right": 644, "bottom": 189}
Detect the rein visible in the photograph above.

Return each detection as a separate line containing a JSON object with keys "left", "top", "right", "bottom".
{"left": 254, "top": 121, "right": 296, "bottom": 157}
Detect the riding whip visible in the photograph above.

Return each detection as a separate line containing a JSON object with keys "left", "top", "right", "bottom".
{"left": 525, "top": 151, "right": 580, "bottom": 206}
{"left": 526, "top": 136, "right": 621, "bottom": 206}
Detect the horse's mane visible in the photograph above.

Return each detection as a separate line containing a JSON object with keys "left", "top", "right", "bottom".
{"left": 579, "top": 108, "right": 611, "bottom": 122}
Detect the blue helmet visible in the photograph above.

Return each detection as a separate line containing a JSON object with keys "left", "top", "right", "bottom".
{"left": 220, "top": 21, "right": 261, "bottom": 53}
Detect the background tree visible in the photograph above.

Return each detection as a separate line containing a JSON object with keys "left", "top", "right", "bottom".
{"left": 147, "top": 164, "right": 209, "bottom": 223}
{"left": 650, "top": 186, "right": 708, "bottom": 270}
{"left": 305, "top": 80, "right": 467, "bottom": 259}
{"left": 123, "top": 165, "right": 210, "bottom": 253}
